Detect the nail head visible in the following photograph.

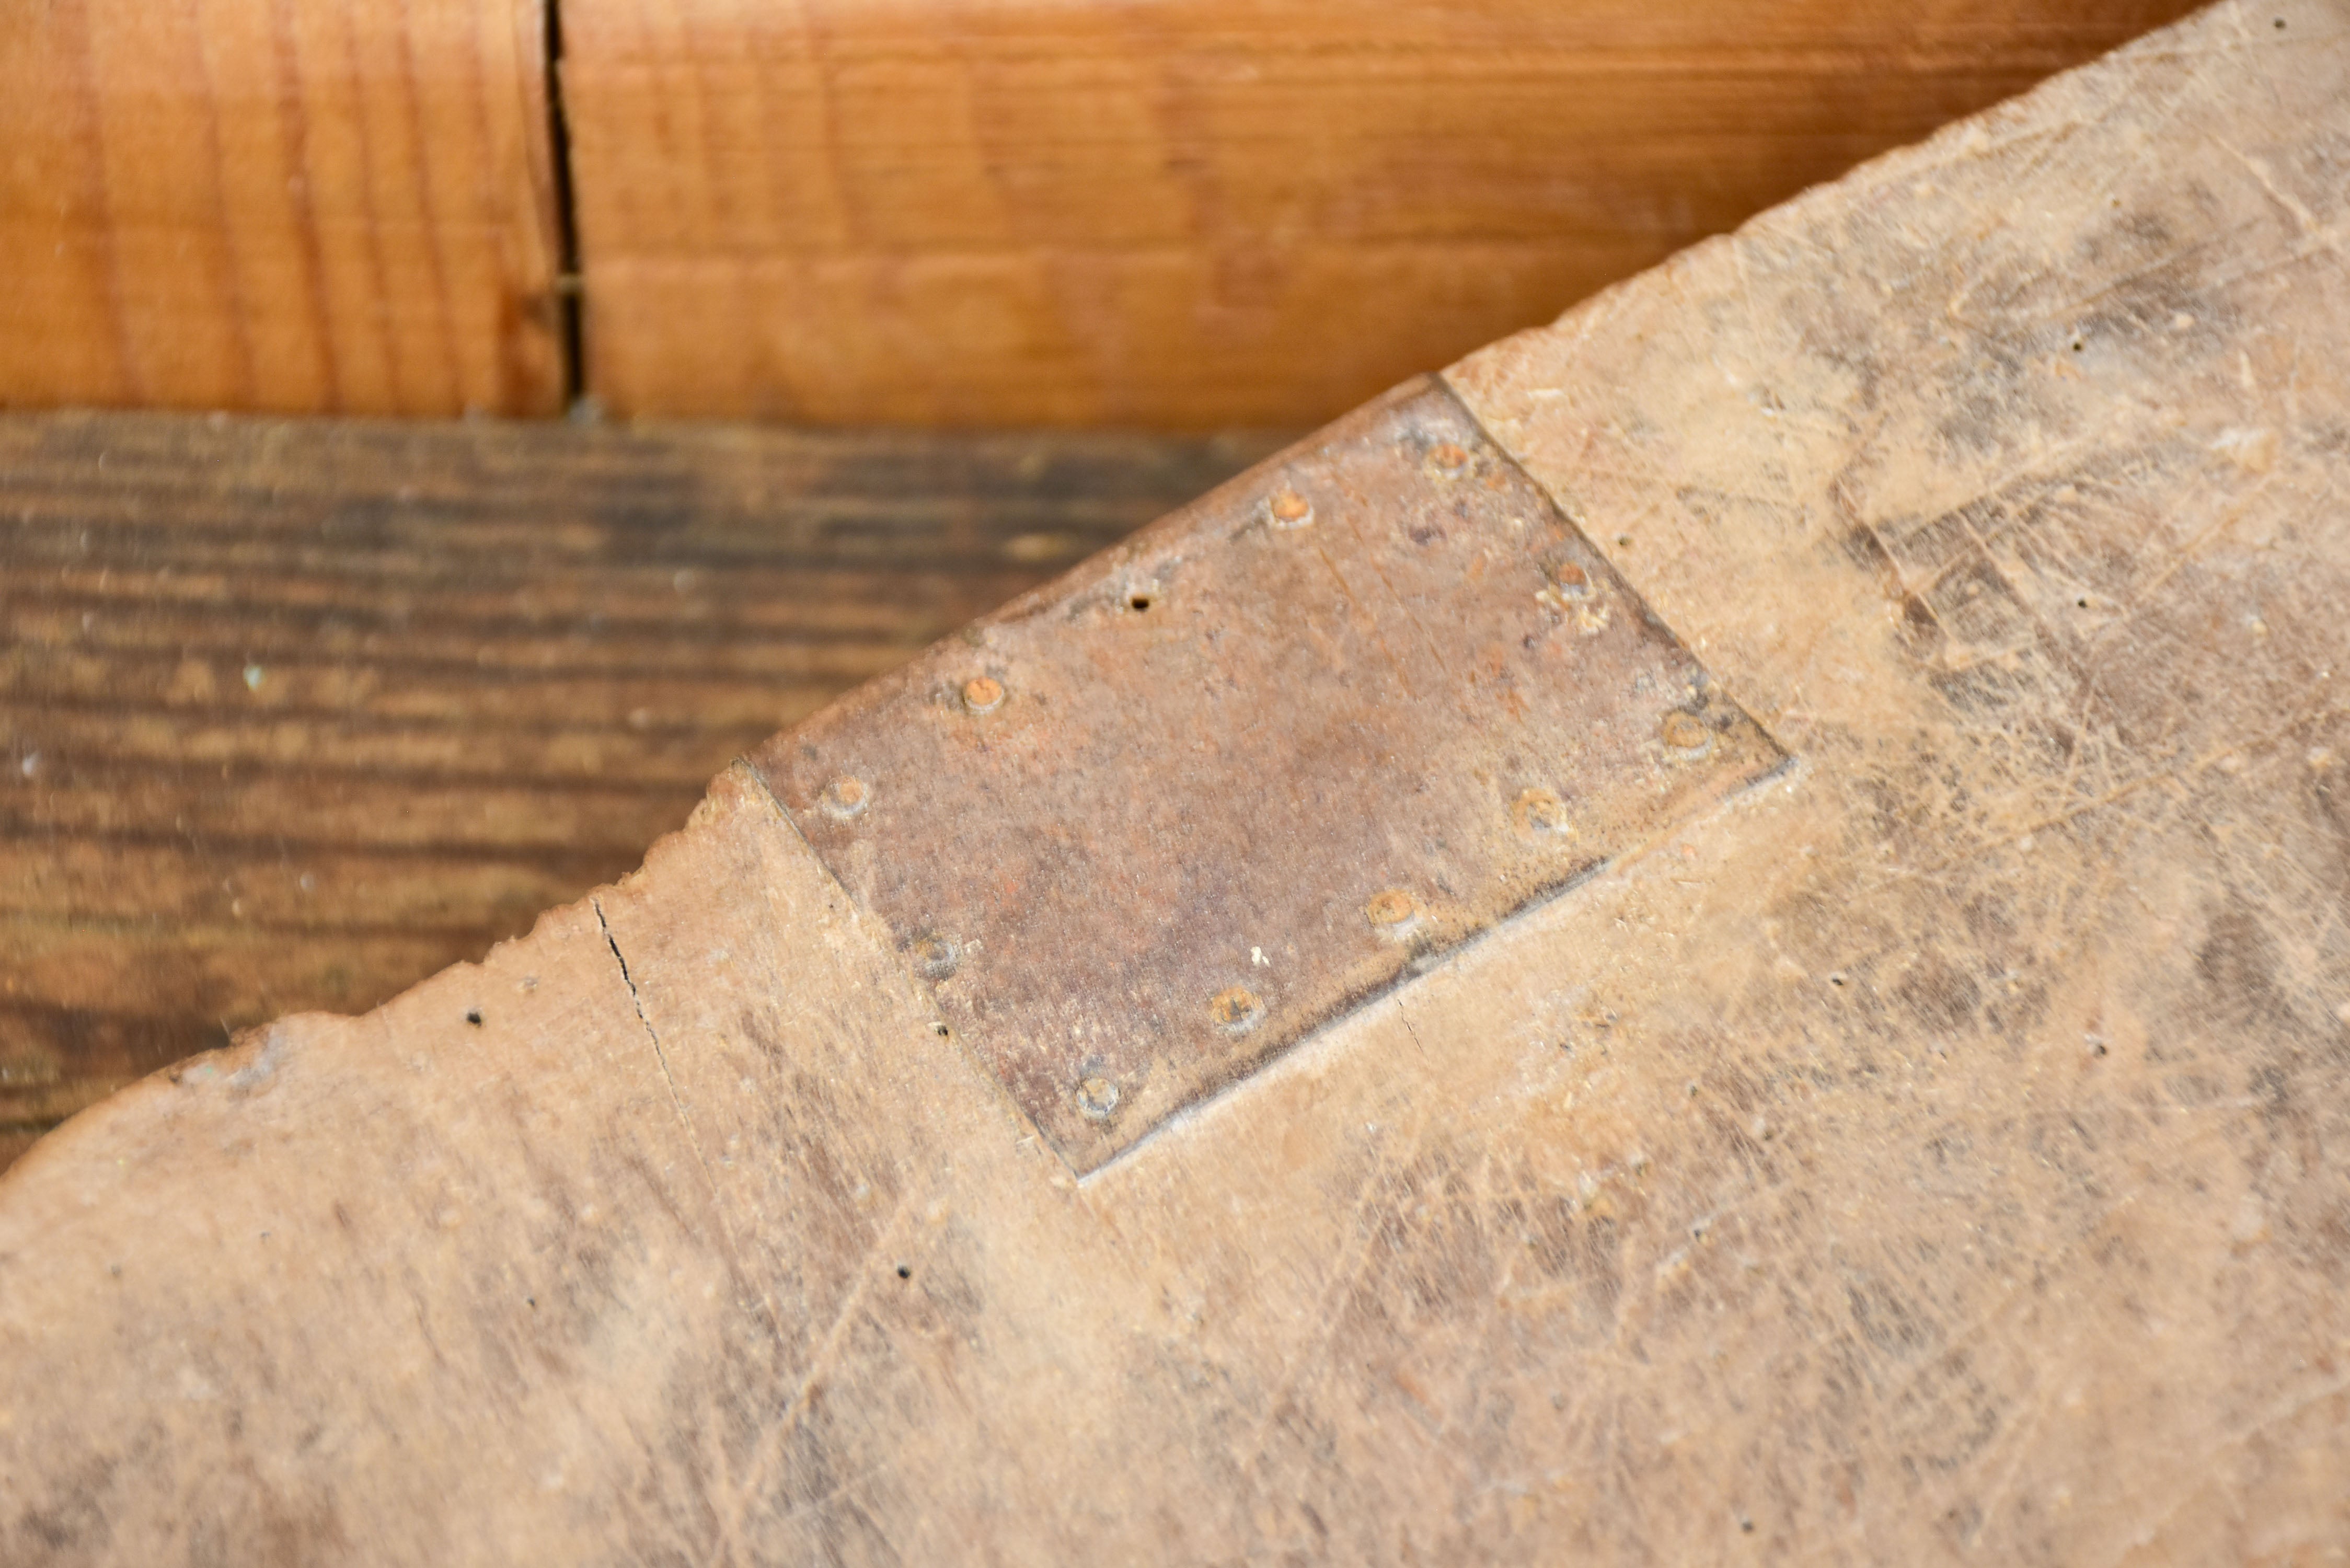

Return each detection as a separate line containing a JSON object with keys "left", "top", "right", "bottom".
{"left": 912, "top": 935, "right": 960, "bottom": 979}
{"left": 1513, "top": 787, "right": 1573, "bottom": 836}
{"left": 1209, "top": 985, "right": 1265, "bottom": 1033}
{"left": 821, "top": 776, "right": 870, "bottom": 818}
{"left": 1661, "top": 711, "right": 1711, "bottom": 752}
{"left": 962, "top": 676, "right": 1006, "bottom": 714}
{"left": 1075, "top": 1075, "right": 1120, "bottom": 1120}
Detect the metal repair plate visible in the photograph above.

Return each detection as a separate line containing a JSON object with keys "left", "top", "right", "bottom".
{"left": 751, "top": 378, "right": 1784, "bottom": 1172}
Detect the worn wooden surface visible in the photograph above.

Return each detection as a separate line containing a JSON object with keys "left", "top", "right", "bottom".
{"left": 0, "top": 413, "right": 1270, "bottom": 1172}
{"left": 560, "top": 0, "right": 2201, "bottom": 428}
{"left": 6, "top": 1, "right": 2350, "bottom": 1560}
{"left": 0, "top": 0, "right": 565, "bottom": 416}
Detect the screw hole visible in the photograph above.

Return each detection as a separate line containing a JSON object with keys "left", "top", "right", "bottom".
{"left": 465, "top": 1008, "right": 483, "bottom": 1027}
{"left": 1129, "top": 594, "right": 1154, "bottom": 612}
{"left": 2077, "top": 597, "right": 2090, "bottom": 609}
{"left": 895, "top": 1264, "right": 912, "bottom": 1279}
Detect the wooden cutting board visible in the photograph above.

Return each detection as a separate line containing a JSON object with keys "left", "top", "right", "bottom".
{"left": 4, "top": 2, "right": 2346, "bottom": 1559}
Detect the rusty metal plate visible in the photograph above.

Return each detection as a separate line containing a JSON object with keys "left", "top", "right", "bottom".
{"left": 751, "top": 378, "right": 1784, "bottom": 1171}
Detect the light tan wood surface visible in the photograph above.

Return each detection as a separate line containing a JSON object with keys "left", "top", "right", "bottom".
{"left": 560, "top": 0, "right": 2201, "bottom": 427}
{"left": 4, "top": 2, "right": 2347, "bottom": 1560}
{"left": 0, "top": 0, "right": 562, "bottom": 416}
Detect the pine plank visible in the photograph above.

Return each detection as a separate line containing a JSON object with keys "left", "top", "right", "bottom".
{"left": 0, "top": 0, "right": 565, "bottom": 416}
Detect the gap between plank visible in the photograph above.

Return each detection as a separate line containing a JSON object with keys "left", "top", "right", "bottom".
{"left": 543, "top": 0, "right": 588, "bottom": 411}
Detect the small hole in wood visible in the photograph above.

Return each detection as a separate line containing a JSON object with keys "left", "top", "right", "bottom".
{"left": 1130, "top": 594, "right": 1154, "bottom": 612}
{"left": 895, "top": 1264, "right": 912, "bottom": 1279}
{"left": 465, "top": 1009, "right": 483, "bottom": 1027}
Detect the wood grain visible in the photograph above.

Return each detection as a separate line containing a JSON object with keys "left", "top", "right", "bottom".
{"left": 0, "top": 411, "right": 1272, "bottom": 1167}
{"left": 1, "top": 0, "right": 2204, "bottom": 426}
{"left": 560, "top": 0, "right": 2204, "bottom": 428}
{"left": 5, "top": 3, "right": 2349, "bottom": 1559}
{"left": 0, "top": 0, "right": 564, "bottom": 416}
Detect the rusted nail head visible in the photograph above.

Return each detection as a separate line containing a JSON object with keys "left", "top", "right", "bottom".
{"left": 1209, "top": 985, "right": 1265, "bottom": 1034}
{"left": 1661, "top": 711, "right": 1712, "bottom": 752}
{"left": 1513, "top": 787, "right": 1572, "bottom": 836}
{"left": 820, "top": 776, "right": 870, "bottom": 819}
{"left": 961, "top": 675, "right": 1006, "bottom": 714}
{"left": 1547, "top": 558, "right": 1589, "bottom": 594}
{"left": 1269, "top": 488, "right": 1314, "bottom": 528}
{"left": 1429, "top": 441, "right": 1470, "bottom": 474}
{"left": 1075, "top": 1075, "right": 1120, "bottom": 1120}
{"left": 1365, "top": 889, "right": 1418, "bottom": 927}
{"left": 912, "top": 935, "right": 960, "bottom": 979}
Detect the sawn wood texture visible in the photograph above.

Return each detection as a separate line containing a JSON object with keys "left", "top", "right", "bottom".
{"left": 3, "top": 2, "right": 2347, "bottom": 1560}
{"left": 556, "top": 0, "right": 2203, "bottom": 427}
{"left": 3, "top": 0, "right": 2198, "bottom": 425}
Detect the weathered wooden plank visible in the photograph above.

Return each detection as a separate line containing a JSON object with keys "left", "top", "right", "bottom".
{"left": 5, "top": 2, "right": 2348, "bottom": 1560}
{"left": 0, "top": 413, "right": 1270, "bottom": 1162}
{"left": 561, "top": 0, "right": 2202, "bottom": 427}
{"left": 0, "top": 0, "right": 565, "bottom": 416}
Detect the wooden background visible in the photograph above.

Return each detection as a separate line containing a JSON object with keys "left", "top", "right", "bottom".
{"left": 0, "top": 412, "right": 1271, "bottom": 1167}
{"left": 0, "top": 0, "right": 566, "bottom": 416}
{"left": 3, "top": 0, "right": 2202, "bottom": 426}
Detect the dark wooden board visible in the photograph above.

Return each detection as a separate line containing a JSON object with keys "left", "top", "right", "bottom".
{"left": 0, "top": 412, "right": 1274, "bottom": 1168}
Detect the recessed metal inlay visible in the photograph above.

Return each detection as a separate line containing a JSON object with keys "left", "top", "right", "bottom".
{"left": 754, "top": 378, "right": 1784, "bottom": 1172}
